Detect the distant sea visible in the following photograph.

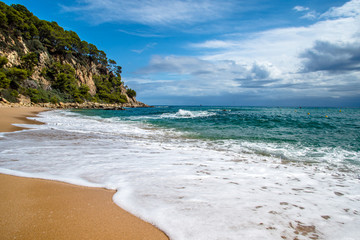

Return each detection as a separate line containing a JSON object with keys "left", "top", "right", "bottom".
{"left": 1, "top": 106, "right": 359, "bottom": 239}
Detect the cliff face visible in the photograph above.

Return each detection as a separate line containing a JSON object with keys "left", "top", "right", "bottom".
{"left": 0, "top": 2, "right": 147, "bottom": 107}
{"left": 0, "top": 33, "right": 144, "bottom": 107}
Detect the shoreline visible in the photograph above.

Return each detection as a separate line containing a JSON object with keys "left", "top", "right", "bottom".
{"left": 0, "top": 99, "right": 152, "bottom": 110}
{"left": 0, "top": 105, "right": 46, "bottom": 132}
{"left": 0, "top": 106, "right": 169, "bottom": 240}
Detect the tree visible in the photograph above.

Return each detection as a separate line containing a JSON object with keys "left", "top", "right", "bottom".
{"left": 0, "top": 56, "right": 8, "bottom": 68}
{"left": 21, "top": 52, "right": 38, "bottom": 73}
{"left": 115, "top": 66, "right": 122, "bottom": 77}
{"left": 80, "top": 40, "right": 90, "bottom": 55}
{"left": 6, "top": 68, "right": 28, "bottom": 89}
{"left": 52, "top": 72, "right": 76, "bottom": 93}
{"left": 108, "top": 59, "right": 116, "bottom": 71}
{"left": 6, "top": 8, "right": 23, "bottom": 28}
{"left": 0, "top": 71, "right": 11, "bottom": 88}
{"left": 0, "top": 56, "right": 10, "bottom": 88}
{"left": 0, "top": 11, "right": 7, "bottom": 27}
{"left": 66, "top": 30, "right": 81, "bottom": 52}
{"left": 126, "top": 88, "right": 136, "bottom": 98}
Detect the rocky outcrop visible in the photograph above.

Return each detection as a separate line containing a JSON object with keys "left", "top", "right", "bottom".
{"left": 0, "top": 33, "right": 99, "bottom": 93}
{"left": 0, "top": 32, "right": 147, "bottom": 108}
{"left": 0, "top": 100, "right": 152, "bottom": 110}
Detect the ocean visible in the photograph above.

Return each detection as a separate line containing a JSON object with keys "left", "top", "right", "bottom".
{"left": 1, "top": 106, "right": 359, "bottom": 239}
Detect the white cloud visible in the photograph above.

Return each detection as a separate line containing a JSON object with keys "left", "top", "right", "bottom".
{"left": 293, "top": 6, "right": 309, "bottom": 12}
{"left": 301, "top": 11, "right": 318, "bottom": 20}
{"left": 192, "top": 4, "right": 359, "bottom": 73}
{"left": 118, "top": 29, "right": 164, "bottom": 38}
{"left": 293, "top": 5, "right": 318, "bottom": 19}
{"left": 321, "top": 0, "right": 360, "bottom": 18}
{"left": 61, "top": 0, "right": 233, "bottom": 26}
{"left": 131, "top": 43, "right": 157, "bottom": 54}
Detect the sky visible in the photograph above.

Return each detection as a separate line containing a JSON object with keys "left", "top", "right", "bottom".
{"left": 3, "top": 0, "right": 360, "bottom": 106}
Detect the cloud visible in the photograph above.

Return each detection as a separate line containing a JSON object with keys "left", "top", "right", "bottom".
{"left": 250, "top": 62, "right": 271, "bottom": 79}
{"left": 135, "top": 55, "right": 240, "bottom": 95}
{"left": 293, "top": 5, "right": 318, "bottom": 19}
{"left": 300, "top": 41, "right": 360, "bottom": 72}
{"left": 191, "top": 1, "right": 359, "bottom": 74}
{"left": 293, "top": 6, "right": 309, "bottom": 12}
{"left": 132, "top": 43, "right": 158, "bottom": 54}
{"left": 293, "top": 0, "right": 360, "bottom": 21}
{"left": 135, "top": 55, "right": 287, "bottom": 97}
{"left": 118, "top": 29, "right": 164, "bottom": 38}
{"left": 320, "top": 0, "right": 360, "bottom": 18}
{"left": 61, "top": 0, "right": 233, "bottom": 26}
{"left": 138, "top": 55, "right": 220, "bottom": 76}
{"left": 300, "top": 11, "right": 318, "bottom": 20}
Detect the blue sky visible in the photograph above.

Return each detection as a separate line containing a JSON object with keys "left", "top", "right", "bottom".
{"left": 4, "top": 0, "right": 360, "bottom": 106}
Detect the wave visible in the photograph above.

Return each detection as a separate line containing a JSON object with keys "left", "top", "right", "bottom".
{"left": 160, "top": 109, "right": 216, "bottom": 119}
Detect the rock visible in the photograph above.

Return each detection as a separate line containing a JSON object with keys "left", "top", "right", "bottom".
{"left": 0, "top": 97, "right": 10, "bottom": 103}
{"left": 18, "top": 94, "right": 32, "bottom": 105}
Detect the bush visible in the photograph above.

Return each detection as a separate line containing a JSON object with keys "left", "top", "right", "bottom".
{"left": 0, "top": 71, "right": 11, "bottom": 88}
{"left": 6, "top": 67, "right": 28, "bottom": 89}
{"left": 21, "top": 52, "right": 39, "bottom": 72}
{"left": 0, "top": 55, "right": 8, "bottom": 67}
{"left": 0, "top": 89, "right": 19, "bottom": 102}
{"left": 50, "top": 95, "right": 59, "bottom": 104}
{"left": 26, "top": 88, "right": 49, "bottom": 103}
{"left": 27, "top": 39, "right": 45, "bottom": 52}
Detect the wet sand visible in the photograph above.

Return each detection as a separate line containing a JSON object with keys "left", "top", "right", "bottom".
{"left": 0, "top": 106, "right": 169, "bottom": 240}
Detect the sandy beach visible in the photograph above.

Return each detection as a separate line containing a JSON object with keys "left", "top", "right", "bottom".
{"left": 0, "top": 106, "right": 169, "bottom": 240}
{"left": 0, "top": 106, "right": 46, "bottom": 132}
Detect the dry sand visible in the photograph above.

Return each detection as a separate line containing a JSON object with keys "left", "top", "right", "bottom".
{"left": 0, "top": 106, "right": 46, "bottom": 132}
{"left": 0, "top": 106, "right": 169, "bottom": 240}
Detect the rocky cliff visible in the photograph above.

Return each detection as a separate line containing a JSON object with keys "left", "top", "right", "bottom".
{"left": 0, "top": 2, "right": 148, "bottom": 108}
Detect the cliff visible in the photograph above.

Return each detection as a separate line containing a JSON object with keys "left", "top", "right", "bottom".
{"left": 0, "top": 2, "right": 148, "bottom": 108}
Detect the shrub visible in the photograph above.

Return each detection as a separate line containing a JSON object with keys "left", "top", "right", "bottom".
{"left": 26, "top": 88, "right": 49, "bottom": 103}
{"left": 27, "top": 39, "right": 45, "bottom": 52}
{"left": 0, "top": 55, "right": 8, "bottom": 67}
{"left": 6, "top": 67, "right": 28, "bottom": 89}
{"left": 0, "top": 89, "right": 19, "bottom": 102}
{"left": 0, "top": 71, "right": 11, "bottom": 88}
{"left": 21, "top": 52, "right": 39, "bottom": 72}
{"left": 50, "top": 95, "right": 59, "bottom": 104}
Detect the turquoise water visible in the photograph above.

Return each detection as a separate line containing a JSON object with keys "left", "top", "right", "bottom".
{"left": 76, "top": 106, "right": 360, "bottom": 166}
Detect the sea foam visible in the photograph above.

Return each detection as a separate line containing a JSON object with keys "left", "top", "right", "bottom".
{"left": 160, "top": 109, "right": 216, "bottom": 119}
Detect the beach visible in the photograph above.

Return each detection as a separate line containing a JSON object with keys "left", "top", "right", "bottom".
{"left": 0, "top": 106, "right": 169, "bottom": 240}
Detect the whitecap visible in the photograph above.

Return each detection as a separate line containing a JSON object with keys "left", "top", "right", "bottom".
{"left": 160, "top": 109, "right": 216, "bottom": 119}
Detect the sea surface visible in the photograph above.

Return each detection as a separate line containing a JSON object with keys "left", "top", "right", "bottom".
{"left": 1, "top": 106, "right": 360, "bottom": 239}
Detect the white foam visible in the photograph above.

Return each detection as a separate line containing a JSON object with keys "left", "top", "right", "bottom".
{"left": 160, "top": 109, "right": 216, "bottom": 119}
{"left": 0, "top": 168, "right": 104, "bottom": 188}
{"left": 0, "top": 110, "right": 359, "bottom": 240}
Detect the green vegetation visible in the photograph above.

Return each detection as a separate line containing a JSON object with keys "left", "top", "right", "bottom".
{"left": 0, "top": 2, "right": 136, "bottom": 104}
{"left": 0, "top": 56, "right": 10, "bottom": 88}
{"left": 94, "top": 74, "right": 127, "bottom": 103}
{"left": 126, "top": 88, "right": 137, "bottom": 98}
